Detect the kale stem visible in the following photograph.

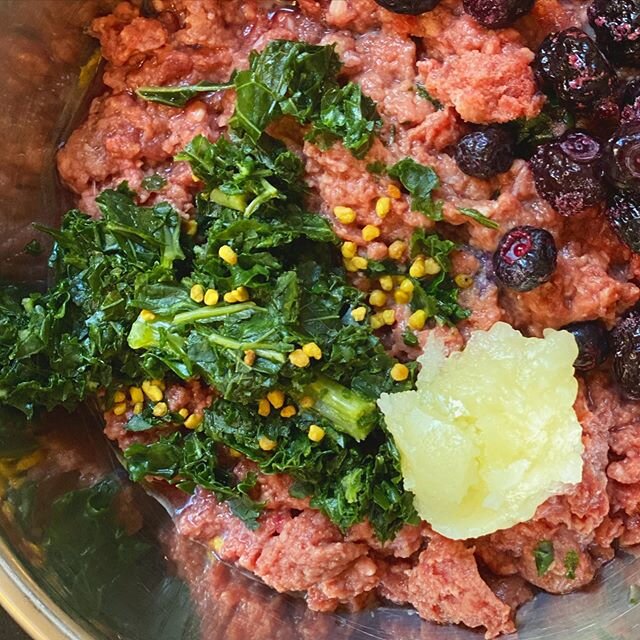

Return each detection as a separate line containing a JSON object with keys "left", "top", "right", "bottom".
{"left": 173, "top": 302, "right": 257, "bottom": 325}
{"left": 297, "top": 376, "right": 377, "bottom": 442}
{"left": 206, "top": 331, "right": 290, "bottom": 358}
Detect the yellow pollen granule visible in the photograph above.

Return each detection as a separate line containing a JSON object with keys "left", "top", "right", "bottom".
{"left": 376, "top": 197, "right": 392, "bottom": 219}
{"left": 204, "top": 289, "right": 219, "bottom": 306}
{"left": 409, "top": 309, "right": 428, "bottom": 331}
{"left": 267, "top": 390, "right": 285, "bottom": 409}
{"left": 334, "top": 206, "right": 357, "bottom": 224}
{"left": 308, "top": 425, "right": 326, "bottom": 442}
{"left": 351, "top": 306, "right": 367, "bottom": 322}
{"left": 390, "top": 363, "right": 409, "bottom": 381}
{"left": 190, "top": 284, "right": 205, "bottom": 303}
{"left": 218, "top": 245, "right": 238, "bottom": 265}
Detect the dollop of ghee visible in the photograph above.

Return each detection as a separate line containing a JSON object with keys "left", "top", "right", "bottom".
{"left": 378, "top": 322, "right": 584, "bottom": 539}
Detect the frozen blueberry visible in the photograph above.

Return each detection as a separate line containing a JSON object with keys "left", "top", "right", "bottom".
{"left": 529, "top": 131, "right": 606, "bottom": 216}
{"left": 606, "top": 123, "right": 640, "bottom": 193}
{"left": 606, "top": 190, "right": 640, "bottom": 253}
{"left": 534, "top": 28, "right": 617, "bottom": 112}
{"left": 620, "top": 79, "right": 640, "bottom": 124}
{"left": 588, "top": 0, "right": 640, "bottom": 68}
{"left": 612, "top": 307, "right": 640, "bottom": 399}
{"left": 562, "top": 320, "right": 610, "bottom": 371}
{"left": 373, "top": 0, "right": 440, "bottom": 13}
{"left": 455, "top": 127, "right": 515, "bottom": 179}
{"left": 463, "top": 0, "right": 534, "bottom": 28}
{"left": 493, "top": 225, "right": 557, "bottom": 291}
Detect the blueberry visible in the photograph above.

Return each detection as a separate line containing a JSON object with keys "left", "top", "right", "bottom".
{"left": 534, "top": 28, "right": 617, "bottom": 112}
{"left": 493, "top": 226, "right": 557, "bottom": 291}
{"left": 606, "top": 190, "right": 640, "bottom": 253}
{"left": 373, "top": 0, "right": 440, "bottom": 14}
{"left": 620, "top": 79, "right": 640, "bottom": 124}
{"left": 529, "top": 131, "right": 606, "bottom": 216}
{"left": 463, "top": 0, "right": 534, "bottom": 28}
{"left": 612, "top": 307, "right": 640, "bottom": 399}
{"left": 562, "top": 320, "right": 610, "bottom": 371}
{"left": 454, "top": 127, "right": 515, "bottom": 179}
{"left": 588, "top": 0, "right": 640, "bottom": 68}
{"left": 606, "top": 123, "right": 640, "bottom": 193}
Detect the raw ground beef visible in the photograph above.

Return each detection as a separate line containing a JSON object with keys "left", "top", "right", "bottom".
{"left": 61, "top": 0, "right": 640, "bottom": 638}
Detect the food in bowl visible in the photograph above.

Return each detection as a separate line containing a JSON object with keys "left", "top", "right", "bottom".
{"left": 3, "top": 0, "right": 640, "bottom": 637}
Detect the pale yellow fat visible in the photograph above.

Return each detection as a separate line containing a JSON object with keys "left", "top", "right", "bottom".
{"left": 377, "top": 322, "right": 584, "bottom": 540}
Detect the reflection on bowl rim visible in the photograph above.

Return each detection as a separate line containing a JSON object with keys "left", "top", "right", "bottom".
{"left": 0, "top": 535, "right": 90, "bottom": 640}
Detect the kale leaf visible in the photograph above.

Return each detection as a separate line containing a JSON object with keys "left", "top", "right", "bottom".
{"left": 564, "top": 549, "right": 579, "bottom": 580}
{"left": 457, "top": 207, "right": 499, "bottom": 230}
{"left": 512, "top": 98, "right": 574, "bottom": 156}
{"left": 136, "top": 80, "right": 233, "bottom": 108}
{"left": 415, "top": 83, "right": 443, "bottom": 110}
{"left": 307, "top": 83, "right": 382, "bottom": 158}
{"left": 388, "top": 158, "right": 443, "bottom": 220}
{"left": 141, "top": 40, "right": 381, "bottom": 158}
{"left": 231, "top": 40, "right": 342, "bottom": 140}
{"left": 0, "top": 185, "right": 185, "bottom": 417}
{"left": 534, "top": 540, "right": 555, "bottom": 576}
{"left": 408, "top": 229, "right": 470, "bottom": 325}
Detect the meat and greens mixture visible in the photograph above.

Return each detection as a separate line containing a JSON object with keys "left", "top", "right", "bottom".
{"left": 3, "top": 0, "right": 640, "bottom": 637}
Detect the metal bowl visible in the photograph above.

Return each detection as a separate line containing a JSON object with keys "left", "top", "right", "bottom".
{"left": 1, "top": 2, "right": 640, "bottom": 639}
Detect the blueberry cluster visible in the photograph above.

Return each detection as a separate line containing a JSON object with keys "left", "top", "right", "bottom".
{"left": 529, "top": 20, "right": 640, "bottom": 229}
{"left": 527, "top": 2, "right": 640, "bottom": 395}
{"left": 448, "top": 1, "right": 640, "bottom": 390}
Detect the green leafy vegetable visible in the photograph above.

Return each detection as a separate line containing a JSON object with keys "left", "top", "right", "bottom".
{"left": 630, "top": 584, "right": 640, "bottom": 606}
{"left": 140, "top": 40, "right": 381, "bottom": 158}
{"left": 125, "top": 434, "right": 264, "bottom": 528}
{"left": 415, "top": 83, "right": 443, "bottom": 110}
{"left": 307, "top": 83, "right": 382, "bottom": 158}
{"left": 136, "top": 81, "right": 233, "bottom": 108}
{"left": 0, "top": 188, "right": 185, "bottom": 418}
{"left": 564, "top": 549, "right": 579, "bottom": 580}
{"left": 231, "top": 40, "right": 341, "bottom": 141}
{"left": 534, "top": 540, "right": 555, "bottom": 576}
{"left": 402, "top": 329, "right": 419, "bottom": 347}
{"left": 23, "top": 239, "right": 43, "bottom": 256}
{"left": 512, "top": 98, "right": 574, "bottom": 155}
{"left": 141, "top": 173, "right": 168, "bottom": 191}
{"left": 388, "top": 158, "right": 442, "bottom": 220}
{"left": 409, "top": 228, "right": 457, "bottom": 269}
{"left": 366, "top": 161, "right": 387, "bottom": 175}
{"left": 457, "top": 207, "right": 499, "bottom": 230}
{"left": 406, "top": 229, "right": 469, "bottom": 325}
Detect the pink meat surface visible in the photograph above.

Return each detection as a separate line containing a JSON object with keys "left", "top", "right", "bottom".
{"left": 60, "top": 0, "right": 640, "bottom": 638}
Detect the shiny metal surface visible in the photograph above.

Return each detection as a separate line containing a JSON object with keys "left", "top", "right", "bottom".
{"left": 0, "top": 2, "right": 639, "bottom": 639}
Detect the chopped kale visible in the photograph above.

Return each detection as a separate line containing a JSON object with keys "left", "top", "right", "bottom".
{"left": 141, "top": 173, "right": 168, "bottom": 191}
{"left": 415, "top": 83, "right": 443, "bottom": 110}
{"left": 534, "top": 540, "right": 555, "bottom": 576}
{"left": 512, "top": 98, "right": 575, "bottom": 156}
{"left": 388, "top": 158, "right": 443, "bottom": 220}
{"left": 140, "top": 40, "right": 381, "bottom": 159}
{"left": 0, "top": 186, "right": 184, "bottom": 418}
{"left": 402, "top": 329, "right": 419, "bottom": 347}
{"left": 366, "top": 161, "right": 387, "bottom": 175}
{"left": 306, "top": 82, "right": 382, "bottom": 158}
{"left": 457, "top": 207, "right": 500, "bottom": 230}
{"left": 564, "top": 549, "right": 579, "bottom": 580}
{"left": 136, "top": 81, "right": 233, "bottom": 108}
{"left": 23, "top": 239, "right": 43, "bottom": 256}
